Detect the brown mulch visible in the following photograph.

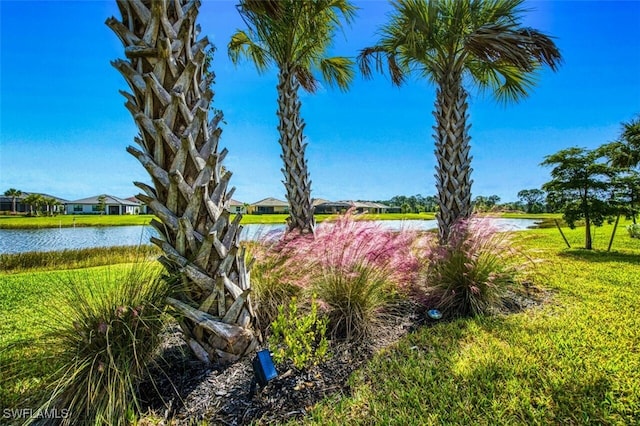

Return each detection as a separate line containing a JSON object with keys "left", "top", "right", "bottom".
{"left": 138, "top": 288, "right": 549, "bottom": 425}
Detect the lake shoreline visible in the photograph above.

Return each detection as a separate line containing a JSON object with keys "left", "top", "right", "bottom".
{"left": 0, "top": 212, "right": 553, "bottom": 230}
{"left": 0, "top": 218, "right": 543, "bottom": 255}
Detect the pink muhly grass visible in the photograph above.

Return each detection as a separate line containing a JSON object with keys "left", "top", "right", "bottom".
{"left": 421, "top": 216, "right": 524, "bottom": 317}
{"left": 252, "top": 211, "right": 426, "bottom": 340}
{"left": 276, "top": 211, "right": 424, "bottom": 290}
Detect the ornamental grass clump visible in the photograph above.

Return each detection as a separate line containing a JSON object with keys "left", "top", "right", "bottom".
{"left": 35, "top": 266, "right": 170, "bottom": 426}
{"left": 268, "top": 212, "right": 423, "bottom": 341}
{"left": 422, "top": 218, "right": 523, "bottom": 318}
{"left": 244, "top": 241, "right": 302, "bottom": 334}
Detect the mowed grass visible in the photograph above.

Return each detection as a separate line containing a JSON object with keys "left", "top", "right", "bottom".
{"left": 303, "top": 220, "right": 640, "bottom": 425}
{"left": 2, "top": 221, "right": 639, "bottom": 424}
{"left": 0, "top": 214, "right": 156, "bottom": 229}
{"left": 0, "top": 212, "right": 437, "bottom": 229}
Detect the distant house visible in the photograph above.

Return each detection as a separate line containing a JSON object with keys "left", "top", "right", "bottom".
{"left": 354, "top": 201, "right": 390, "bottom": 214}
{"left": 227, "top": 199, "right": 247, "bottom": 214}
{"left": 65, "top": 194, "right": 141, "bottom": 215}
{"left": 314, "top": 200, "right": 390, "bottom": 214}
{"left": 0, "top": 192, "right": 67, "bottom": 214}
{"left": 313, "top": 200, "right": 352, "bottom": 214}
{"left": 250, "top": 197, "right": 289, "bottom": 214}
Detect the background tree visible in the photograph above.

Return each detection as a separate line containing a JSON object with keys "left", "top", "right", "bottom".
{"left": 97, "top": 195, "right": 107, "bottom": 215}
{"left": 358, "top": 0, "right": 561, "bottom": 243}
{"left": 541, "top": 147, "right": 616, "bottom": 249}
{"left": 473, "top": 195, "right": 501, "bottom": 212}
{"left": 604, "top": 116, "right": 640, "bottom": 169}
{"left": 107, "top": 0, "right": 258, "bottom": 363}
{"left": 517, "top": 188, "right": 546, "bottom": 213}
{"left": 22, "top": 193, "right": 43, "bottom": 216}
{"left": 599, "top": 116, "right": 640, "bottom": 223}
{"left": 229, "top": 0, "right": 356, "bottom": 234}
{"left": 4, "top": 188, "right": 22, "bottom": 215}
{"left": 609, "top": 171, "right": 640, "bottom": 224}
{"left": 42, "top": 196, "right": 58, "bottom": 216}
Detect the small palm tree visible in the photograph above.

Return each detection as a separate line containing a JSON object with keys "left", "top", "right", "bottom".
{"left": 4, "top": 188, "right": 22, "bottom": 215}
{"left": 607, "top": 116, "right": 640, "bottom": 169}
{"left": 23, "top": 193, "right": 43, "bottom": 216}
{"left": 229, "top": 0, "right": 356, "bottom": 234}
{"left": 600, "top": 116, "right": 640, "bottom": 224}
{"left": 359, "top": 0, "right": 561, "bottom": 243}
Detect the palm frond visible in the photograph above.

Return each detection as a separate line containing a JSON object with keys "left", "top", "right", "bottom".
{"left": 319, "top": 56, "right": 355, "bottom": 92}
{"left": 228, "top": 29, "right": 271, "bottom": 72}
{"left": 517, "top": 27, "right": 562, "bottom": 71}
{"left": 295, "top": 66, "right": 320, "bottom": 94}
{"left": 467, "top": 58, "right": 538, "bottom": 103}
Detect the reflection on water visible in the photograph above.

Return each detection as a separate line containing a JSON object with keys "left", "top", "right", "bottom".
{"left": 0, "top": 218, "right": 539, "bottom": 254}
{"left": 0, "top": 226, "right": 159, "bottom": 255}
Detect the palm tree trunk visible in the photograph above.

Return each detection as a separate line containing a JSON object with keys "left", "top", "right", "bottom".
{"left": 277, "top": 67, "right": 315, "bottom": 234}
{"left": 433, "top": 74, "right": 473, "bottom": 243}
{"left": 107, "top": 0, "right": 258, "bottom": 363}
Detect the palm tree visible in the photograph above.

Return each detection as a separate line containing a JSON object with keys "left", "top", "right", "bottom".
{"left": 601, "top": 116, "right": 640, "bottom": 223}
{"left": 358, "top": 0, "right": 561, "bottom": 243}
{"left": 4, "top": 188, "right": 22, "bottom": 215}
{"left": 107, "top": 0, "right": 259, "bottom": 363}
{"left": 607, "top": 116, "right": 640, "bottom": 169}
{"left": 23, "top": 193, "right": 43, "bottom": 216}
{"left": 229, "top": 0, "right": 356, "bottom": 234}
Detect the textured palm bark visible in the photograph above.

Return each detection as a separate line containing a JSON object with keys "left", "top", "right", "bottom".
{"left": 433, "top": 73, "right": 473, "bottom": 243}
{"left": 277, "top": 68, "right": 315, "bottom": 234}
{"left": 107, "top": 0, "right": 258, "bottom": 363}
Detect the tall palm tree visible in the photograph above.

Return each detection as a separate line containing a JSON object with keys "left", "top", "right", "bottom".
{"left": 107, "top": 0, "right": 259, "bottom": 363}
{"left": 4, "top": 188, "right": 22, "bottom": 215}
{"left": 358, "top": 0, "right": 561, "bottom": 243}
{"left": 229, "top": 0, "right": 356, "bottom": 234}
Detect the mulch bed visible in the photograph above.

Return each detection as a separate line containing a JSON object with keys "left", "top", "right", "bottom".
{"left": 138, "top": 287, "right": 549, "bottom": 425}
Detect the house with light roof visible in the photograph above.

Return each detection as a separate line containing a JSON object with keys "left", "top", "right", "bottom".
{"left": 65, "top": 194, "right": 142, "bottom": 215}
{"left": 227, "top": 199, "right": 247, "bottom": 214}
{"left": 249, "top": 197, "right": 289, "bottom": 214}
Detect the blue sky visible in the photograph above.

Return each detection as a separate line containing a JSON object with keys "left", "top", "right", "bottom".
{"left": 1, "top": 1, "right": 639, "bottom": 204}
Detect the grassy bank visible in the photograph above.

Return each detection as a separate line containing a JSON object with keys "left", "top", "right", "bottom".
{"left": 0, "top": 245, "right": 160, "bottom": 274}
{"left": 0, "top": 212, "right": 437, "bottom": 229}
{"left": 1, "top": 221, "right": 638, "bottom": 423}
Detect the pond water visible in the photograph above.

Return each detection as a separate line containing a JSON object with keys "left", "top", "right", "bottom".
{"left": 0, "top": 218, "right": 540, "bottom": 255}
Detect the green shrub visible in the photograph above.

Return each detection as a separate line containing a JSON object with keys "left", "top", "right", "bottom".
{"left": 628, "top": 223, "right": 640, "bottom": 238}
{"left": 422, "top": 218, "right": 524, "bottom": 318}
{"left": 34, "top": 265, "right": 170, "bottom": 425}
{"left": 268, "top": 297, "right": 329, "bottom": 369}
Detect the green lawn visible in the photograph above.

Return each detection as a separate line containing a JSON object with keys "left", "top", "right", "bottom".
{"left": 0, "top": 212, "right": 437, "bottom": 229}
{"left": 0, "top": 214, "right": 156, "bottom": 229}
{"left": 304, "top": 221, "right": 640, "bottom": 425}
{"left": 1, "top": 220, "right": 638, "bottom": 423}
